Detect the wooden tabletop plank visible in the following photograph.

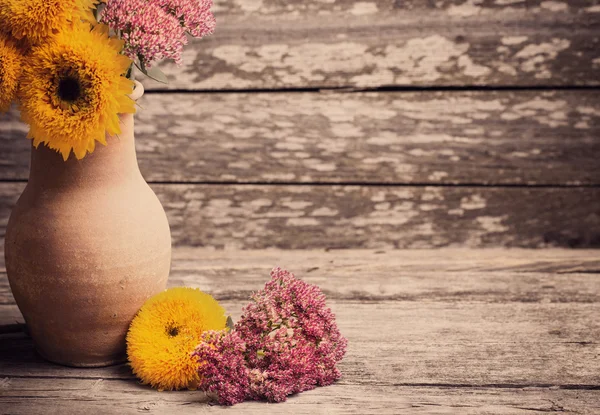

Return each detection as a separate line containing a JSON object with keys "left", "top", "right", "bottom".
{"left": 144, "top": 0, "right": 600, "bottom": 90}
{"left": 2, "top": 90, "right": 599, "bottom": 185}
{"left": 2, "top": 248, "right": 599, "bottom": 302}
{"left": 2, "top": 379, "right": 599, "bottom": 414}
{"left": 1, "top": 183, "right": 598, "bottom": 249}
{"left": 2, "top": 248, "right": 599, "bottom": 301}
{"left": 2, "top": 300, "right": 599, "bottom": 385}
{"left": 4, "top": 269, "right": 599, "bottom": 304}
{"left": 168, "top": 248, "right": 600, "bottom": 274}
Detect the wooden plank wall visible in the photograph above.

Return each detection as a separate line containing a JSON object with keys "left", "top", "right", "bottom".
{"left": 1, "top": 0, "right": 599, "bottom": 249}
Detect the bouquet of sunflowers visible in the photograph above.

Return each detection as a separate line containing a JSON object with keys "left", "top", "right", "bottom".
{"left": 0, "top": 0, "right": 214, "bottom": 161}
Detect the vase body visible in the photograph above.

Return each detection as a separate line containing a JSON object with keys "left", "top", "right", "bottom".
{"left": 4, "top": 111, "right": 171, "bottom": 367}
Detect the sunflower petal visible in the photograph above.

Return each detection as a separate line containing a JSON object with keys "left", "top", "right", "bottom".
{"left": 0, "top": 34, "right": 22, "bottom": 112}
{"left": 0, "top": 0, "right": 98, "bottom": 44}
{"left": 18, "top": 21, "right": 136, "bottom": 161}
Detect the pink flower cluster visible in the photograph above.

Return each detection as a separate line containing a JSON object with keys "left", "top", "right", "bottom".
{"left": 149, "top": 0, "right": 216, "bottom": 38}
{"left": 193, "top": 268, "right": 348, "bottom": 406}
{"left": 101, "top": 0, "right": 215, "bottom": 68}
{"left": 194, "top": 330, "right": 250, "bottom": 405}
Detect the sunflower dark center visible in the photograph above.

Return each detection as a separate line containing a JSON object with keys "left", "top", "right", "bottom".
{"left": 57, "top": 76, "right": 81, "bottom": 102}
{"left": 167, "top": 326, "right": 180, "bottom": 337}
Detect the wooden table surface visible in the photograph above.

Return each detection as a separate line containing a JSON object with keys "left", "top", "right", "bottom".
{"left": 1, "top": 248, "right": 599, "bottom": 414}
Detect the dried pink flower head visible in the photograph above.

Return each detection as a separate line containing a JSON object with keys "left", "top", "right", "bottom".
{"left": 101, "top": 0, "right": 215, "bottom": 68}
{"left": 102, "top": 0, "right": 187, "bottom": 68}
{"left": 193, "top": 267, "right": 347, "bottom": 405}
{"left": 239, "top": 267, "right": 348, "bottom": 401}
{"left": 149, "top": 0, "right": 216, "bottom": 38}
{"left": 193, "top": 330, "right": 250, "bottom": 406}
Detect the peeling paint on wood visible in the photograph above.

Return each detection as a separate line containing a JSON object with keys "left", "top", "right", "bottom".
{"left": 213, "top": 0, "right": 595, "bottom": 17}
{"left": 1, "top": 90, "right": 599, "bottom": 185}
{"left": 0, "top": 183, "right": 598, "bottom": 249}
{"left": 139, "top": 1, "right": 600, "bottom": 89}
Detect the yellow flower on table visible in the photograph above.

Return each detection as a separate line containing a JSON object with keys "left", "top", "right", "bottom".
{"left": 0, "top": 0, "right": 97, "bottom": 45}
{"left": 0, "top": 33, "right": 23, "bottom": 112}
{"left": 127, "top": 287, "right": 228, "bottom": 391}
{"left": 19, "top": 22, "right": 135, "bottom": 161}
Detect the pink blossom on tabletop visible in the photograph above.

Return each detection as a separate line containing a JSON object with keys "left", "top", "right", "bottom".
{"left": 193, "top": 267, "right": 348, "bottom": 405}
{"left": 193, "top": 331, "right": 250, "bottom": 406}
{"left": 238, "top": 267, "right": 348, "bottom": 400}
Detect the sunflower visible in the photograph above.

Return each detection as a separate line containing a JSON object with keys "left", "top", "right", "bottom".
{"left": 19, "top": 22, "right": 135, "bottom": 161}
{"left": 0, "top": 0, "right": 97, "bottom": 45}
{"left": 127, "top": 287, "right": 228, "bottom": 391}
{"left": 0, "top": 33, "right": 23, "bottom": 112}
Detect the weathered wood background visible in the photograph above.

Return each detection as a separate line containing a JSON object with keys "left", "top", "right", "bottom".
{"left": 1, "top": 0, "right": 599, "bottom": 248}
{"left": 1, "top": 3, "right": 600, "bottom": 413}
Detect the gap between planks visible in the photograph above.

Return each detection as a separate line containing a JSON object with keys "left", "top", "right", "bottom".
{"left": 1, "top": 179, "right": 599, "bottom": 188}
{"left": 143, "top": 85, "right": 600, "bottom": 94}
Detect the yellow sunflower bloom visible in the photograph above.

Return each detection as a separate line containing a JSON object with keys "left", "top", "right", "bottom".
{"left": 0, "top": 33, "right": 23, "bottom": 112}
{"left": 0, "top": 0, "right": 97, "bottom": 45}
{"left": 127, "top": 287, "right": 228, "bottom": 391}
{"left": 19, "top": 22, "right": 135, "bottom": 161}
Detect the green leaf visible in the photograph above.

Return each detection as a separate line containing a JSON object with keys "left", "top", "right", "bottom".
{"left": 226, "top": 316, "right": 235, "bottom": 331}
{"left": 135, "top": 62, "right": 169, "bottom": 84}
{"left": 92, "top": 3, "right": 106, "bottom": 22}
{"left": 145, "top": 66, "right": 169, "bottom": 84}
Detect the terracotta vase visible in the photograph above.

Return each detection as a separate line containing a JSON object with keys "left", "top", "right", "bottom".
{"left": 4, "top": 82, "right": 171, "bottom": 367}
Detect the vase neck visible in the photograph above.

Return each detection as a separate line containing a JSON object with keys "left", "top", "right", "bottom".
{"left": 28, "top": 113, "right": 141, "bottom": 189}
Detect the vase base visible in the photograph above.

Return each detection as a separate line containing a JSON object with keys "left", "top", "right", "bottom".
{"left": 35, "top": 347, "right": 127, "bottom": 368}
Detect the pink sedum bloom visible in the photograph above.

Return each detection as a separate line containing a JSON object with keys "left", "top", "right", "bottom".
{"left": 101, "top": 0, "right": 215, "bottom": 68}
{"left": 193, "top": 267, "right": 348, "bottom": 405}
{"left": 193, "top": 330, "right": 250, "bottom": 406}
{"left": 102, "top": 0, "right": 186, "bottom": 67}
{"left": 149, "top": 0, "right": 216, "bottom": 38}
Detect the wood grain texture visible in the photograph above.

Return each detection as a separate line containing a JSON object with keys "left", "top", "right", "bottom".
{"left": 4, "top": 300, "right": 599, "bottom": 385}
{"left": 3, "top": 248, "right": 600, "bottom": 303}
{"left": 168, "top": 248, "right": 600, "bottom": 274}
{"left": 2, "top": 90, "right": 600, "bottom": 185}
{"left": 1, "top": 249, "right": 599, "bottom": 414}
{"left": 144, "top": 0, "right": 600, "bottom": 90}
{"left": 0, "top": 183, "right": 599, "bottom": 249}
{"left": 2, "top": 380, "right": 600, "bottom": 415}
